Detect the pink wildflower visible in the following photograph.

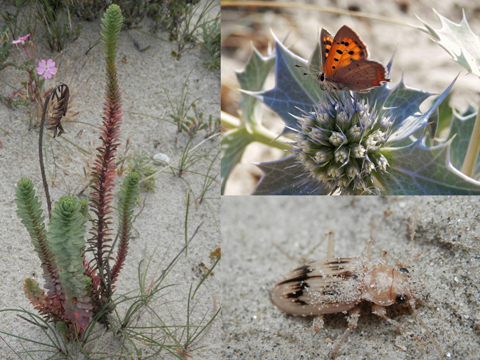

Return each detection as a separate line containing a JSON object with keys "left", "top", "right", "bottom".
{"left": 37, "top": 59, "right": 57, "bottom": 80}
{"left": 12, "top": 34, "right": 30, "bottom": 44}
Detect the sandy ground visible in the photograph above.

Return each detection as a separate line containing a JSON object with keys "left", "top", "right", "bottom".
{"left": 222, "top": 196, "right": 480, "bottom": 359}
{"left": 0, "top": 2, "right": 221, "bottom": 359}
{"left": 221, "top": 0, "right": 480, "bottom": 195}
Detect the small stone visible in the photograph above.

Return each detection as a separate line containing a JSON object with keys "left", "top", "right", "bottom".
{"left": 153, "top": 153, "right": 170, "bottom": 165}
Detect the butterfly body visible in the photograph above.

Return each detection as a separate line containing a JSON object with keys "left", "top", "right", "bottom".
{"left": 318, "top": 25, "right": 389, "bottom": 93}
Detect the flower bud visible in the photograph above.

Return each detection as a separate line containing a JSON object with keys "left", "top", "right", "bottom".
{"left": 329, "top": 132, "right": 347, "bottom": 147}
{"left": 350, "top": 144, "right": 366, "bottom": 158}
{"left": 334, "top": 147, "right": 349, "bottom": 164}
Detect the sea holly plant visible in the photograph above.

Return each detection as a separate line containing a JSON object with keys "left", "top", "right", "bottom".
{"left": 417, "top": 10, "right": 480, "bottom": 180}
{"left": 14, "top": 5, "right": 140, "bottom": 339}
{"left": 221, "top": 26, "right": 480, "bottom": 195}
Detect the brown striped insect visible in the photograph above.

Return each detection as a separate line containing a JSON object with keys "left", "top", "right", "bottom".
{"left": 271, "top": 210, "right": 444, "bottom": 359}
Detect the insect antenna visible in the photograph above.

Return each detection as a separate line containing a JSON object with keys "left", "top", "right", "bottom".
{"left": 294, "top": 63, "right": 320, "bottom": 77}
{"left": 409, "top": 303, "right": 445, "bottom": 360}
{"left": 408, "top": 206, "right": 418, "bottom": 265}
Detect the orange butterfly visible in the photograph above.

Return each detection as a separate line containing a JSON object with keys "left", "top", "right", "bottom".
{"left": 318, "top": 25, "right": 390, "bottom": 93}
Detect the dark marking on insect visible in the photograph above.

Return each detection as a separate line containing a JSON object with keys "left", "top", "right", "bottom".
{"left": 325, "top": 259, "right": 351, "bottom": 266}
{"left": 340, "top": 271, "right": 359, "bottom": 280}
{"left": 323, "top": 290, "right": 340, "bottom": 296}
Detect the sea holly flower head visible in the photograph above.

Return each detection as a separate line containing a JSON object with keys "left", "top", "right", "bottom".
{"left": 12, "top": 34, "right": 30, "bottom": 44}
{"left": 292, "top": 93, "right": 392, "bottom": 194}
{"left": 37, "top": 59, "right": 57, "bottom": 79}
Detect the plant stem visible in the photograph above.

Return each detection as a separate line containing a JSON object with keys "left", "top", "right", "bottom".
{"left": 250, "top": 124, "right": 292, "bottom": 151}
{"left": 221, "top": 112, "right": 292, "bottom": 151}
{"left": 461, "top": 110, "right": 480, "bottom": 177}
{"left": 221, "top": 111, "right": 241, "bottom": 129}
{"left": 220, "top": 1, "right": 409, "bottom": 26}
{"left": 39, "top": 89, "right": 55, "bottom": 220}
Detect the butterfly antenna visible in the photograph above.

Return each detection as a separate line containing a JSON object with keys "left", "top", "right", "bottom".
{"left": 294, "top": 63, "right": 318, "bottom": 77}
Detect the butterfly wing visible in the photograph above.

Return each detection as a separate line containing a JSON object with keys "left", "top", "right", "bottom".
{"left": 320, "top": 28, "right": 334, "bottom": 73}
{"left": 324, "top": 25, "right": 369, "bottom": 79}
{"left": 333, "top": 59, "right": 390, "bottom": 93}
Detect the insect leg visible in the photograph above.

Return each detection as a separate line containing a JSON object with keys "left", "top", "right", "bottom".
{"left": 372, "top": 304, "right": 434, "bottom": 356}
{"left": 312, "top": 315, "right": 325, "bottom": 333}
{"left": 326, "top": 231, "right": 335, "bottom": 258}
{"left": 328, "top": 306, "right": 361, "bottom": 359}
{"left": 410, "top": 304, "right": 445, "bottom": 360}
{"left": 408, "top": 206, "right": 418, "bottom": 265}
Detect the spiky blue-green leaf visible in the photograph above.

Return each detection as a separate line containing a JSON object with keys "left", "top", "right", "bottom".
{"left": 236, "top": 45, "right": 275, "bottom": 128}
{"left": 385, "top": 77, "right": 457, "bottom": 145}
{"left": 249, "top": 35, "right": 325, "bottom": 135}
{"left": 446, "top": 109, "right": 480, "bottom": 178}
{"left": 435, "top": 92, "right": 454, "bottom": 135}
{"left": 252, "top": 156, "right": 329, "bottom": 195}
{"left": 220, "top": 44, "right": 276, "bottom": 194}
{"left": 380, "top": 139, "right": 480, "bottom": 194}
{"left": 221, "top": 127, "right": 253, "bottom": 194}
{"left": 418, "top": 10, "right": 480, "bottom": 77}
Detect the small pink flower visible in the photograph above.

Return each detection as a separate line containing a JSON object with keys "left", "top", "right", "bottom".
{"left": 37, "top": 59, "right": 57, "bottom": 80}
{"left": 12, "top": 34, "right": 30, "bottom": 44}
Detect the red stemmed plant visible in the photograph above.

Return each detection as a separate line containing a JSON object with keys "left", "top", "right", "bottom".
{"left": 15, "top": 5, "right": 140, "bottom": 339}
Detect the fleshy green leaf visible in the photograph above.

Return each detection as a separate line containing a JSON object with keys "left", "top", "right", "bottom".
{"left": 417, "top": 10, "right": 480, "bottom": 77}
{"left": 47, "top": 196, "right": 87, "bottom": 300}
{"left": 15, "top": 178, "right": 62, "bottom": 298}
{"left": 111, "top": 172, "right": 140, "bottom": 285}
{"left": 253, "top": 156, "right": 329, "bottom": 195}
{"left": 15, "top": 179, "right": 49, "bottom": 265}
{"left": 380, "top": 139, "right": 480, "bottom": 194}
{"left": 48, "top": 196, "right": 92, "bottom": 333}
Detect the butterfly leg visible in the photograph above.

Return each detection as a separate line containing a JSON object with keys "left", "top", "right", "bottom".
{"left": 328, "top": 306, "right": 361, "bottom": 359}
